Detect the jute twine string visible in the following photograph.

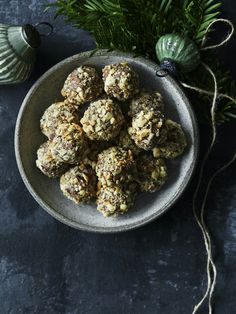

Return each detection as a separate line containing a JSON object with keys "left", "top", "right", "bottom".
{"left": 190, "top": 62, "right": 217, "bottom": 314}
{"left": 181, "top": 83, "right": 236, "bottom": 106}
{"left": 200, "top": 19, "right": 234, "bottom": 50}
{"left": 179, "top": 19, "right": 235, "bottom": 314}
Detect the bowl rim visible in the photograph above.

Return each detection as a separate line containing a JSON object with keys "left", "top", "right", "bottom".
{"left": 14, "top": 49, "right": 199, "bottom": 233}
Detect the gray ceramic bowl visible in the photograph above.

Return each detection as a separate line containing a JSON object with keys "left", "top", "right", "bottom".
{"left": 15, "top": 50, "right": 199, "bottom": 233}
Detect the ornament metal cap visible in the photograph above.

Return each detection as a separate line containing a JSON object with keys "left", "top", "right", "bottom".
{"left": 22, "top": 24, "right": 41, "bottom": 49}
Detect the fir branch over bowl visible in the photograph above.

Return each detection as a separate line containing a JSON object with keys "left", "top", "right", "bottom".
{"left": 47, "top": 0, "right": 236, "bottom": 123}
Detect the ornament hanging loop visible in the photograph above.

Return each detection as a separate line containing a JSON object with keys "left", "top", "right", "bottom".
{"left": 34, "top": 22, "right": 54, "bottom": 37}
{"left": 201, "top": 18, "right": 234, "bottom": 51}
{"left": 156, "top": 58, "right": 178, "bottom": 78}
{"left": 156, "top": 69, "right": 169, "bottom": 77}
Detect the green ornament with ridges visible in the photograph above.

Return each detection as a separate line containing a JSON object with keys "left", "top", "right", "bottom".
{"left": 156, "top": 34, "right": 200, "bottom": 73}
{"left": 0, "top": 23, "right": 41, "bottom": 85}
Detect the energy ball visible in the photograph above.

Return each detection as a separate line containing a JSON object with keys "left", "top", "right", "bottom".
{"left": 152, "top": 119, "right": 187, "bottom": 159}
{"left": 97, "top": 185, "right": 135, "bottom": 217}
{"left": 40, "top": 101, "right": 79, "bottom": 140}
{"left": 80, "top": 98, "right": 125, "bottom": 141}
{"left": 51, "top": 123, "right": 87, "bottom": 164}
{"left": 136, "top": 154, "right": 168, "bottom": 192}
{"left": 102, "top": 62, "right": 139, "bottom": 101}
{"left": 61, "top": 65, "right": 103, "bottom": 105}
{"left": 36, "top": 141, "right": 68, "bottom": 178}
{"left": 129, "top": 90, "right": 164, "bottom": 117}
{"left": 117, "top": 128, "right": 141, "bottom": 156}
{"left": 128, "top": 109, "right": 166, "bottom": 151}
{"left": 96, "top": 146, "right": 136, "bottom": 186}
{"left": 60, "top": 163, "right": 97, "bottom": 204}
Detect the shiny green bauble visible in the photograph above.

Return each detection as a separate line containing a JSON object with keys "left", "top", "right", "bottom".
{"left": 156, "top": 34, "right": 200, "bottom": 73}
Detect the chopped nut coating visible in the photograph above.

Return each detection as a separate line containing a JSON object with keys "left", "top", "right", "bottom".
{"left": 82, "top": 140, "right": 111, "bottom": 169}
{"left": 97, "top": 185, "right": 135, "bottom": 217}
{"left": 51, "top": 123, "right": 87, "bottom": 164}
{"left": 129, "top": 110, "right": 165, "bottom": 150}
{"left": 60, "top": 163, "right": 97, "bottom": 204}
{"left": 116, "top": 127, "right": 141, "bottom": 156}
{"left": 80, "top": 98, "right": 124, "bottom": 141}
{"left": 36, "top": 141, "right": 69, "bottom": 178}
{"left": 129, "top": 90, "right": 164, "bottom": 117}
{"left": 40, "top": 101, "right": 79, "bottom": 140}
{"left": 152, "top": 119, "right": 187, "bottom": 159}
{"left": 102, "top": 62, "right": 139, "bottom": 101}
{"left": 96, "top": 146, "right": 136, "bottom": 186}
{"left": 136, "top": 154, "right": 168, "bottom": 192}
{"left": 61, "top": 66, "right": 103, "bottom": 105}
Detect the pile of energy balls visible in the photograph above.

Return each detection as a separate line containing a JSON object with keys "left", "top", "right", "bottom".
{"left": 36, "top": 62, "right": 187, "bottom": 217}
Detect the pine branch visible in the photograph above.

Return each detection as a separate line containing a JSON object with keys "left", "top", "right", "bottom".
{"left": 195, "top": 0, "right": 221, "bottom": 41}
{"left": 47, "top": 0, "right": 236, "bottom": 123}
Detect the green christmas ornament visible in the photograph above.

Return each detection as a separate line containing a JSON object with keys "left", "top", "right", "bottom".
{"left": 155, "top": 34, "right": 200, "bottom": 76}
{"left": 0, "top": 22, "right": 53, "bottom": 85}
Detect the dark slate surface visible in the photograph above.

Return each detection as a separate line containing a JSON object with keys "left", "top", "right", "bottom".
{"left": 0, "top": 1, "right": 236, "bottom": 313}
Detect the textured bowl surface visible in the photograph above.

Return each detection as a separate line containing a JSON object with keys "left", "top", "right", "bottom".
{"left": 15, "top": 50, "right": 199, "bottom": 233}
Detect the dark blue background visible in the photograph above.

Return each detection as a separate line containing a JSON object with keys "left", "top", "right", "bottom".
{"left": 0, "top": 1, "right": 235, "bottom": 313}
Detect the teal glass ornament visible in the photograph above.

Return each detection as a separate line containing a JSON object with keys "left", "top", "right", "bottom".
{"left": 155, "top": 34, "right": 200, "bottom": 76}
{"left": 0, "top": 22, "right": 53, "bottom": 85}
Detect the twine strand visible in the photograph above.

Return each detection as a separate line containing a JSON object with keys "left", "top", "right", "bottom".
{"left": 191, "top": 62, "right": 218, "bottom": 314}
{"left": 201, "top": 19, "right": 234, "bottom": 51}
{"left": 206, "top": 153, "right": 236, "bottom": 310}
{"left": 180, "top": 82, "right": 236, "bottom": 106}
{"left": 179, "top": 18, "right": 235, "bottom": 314}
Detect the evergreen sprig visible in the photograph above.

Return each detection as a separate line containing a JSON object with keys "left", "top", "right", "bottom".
{"left": 48, "top": 0, "right": 236, "bottom": 123}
